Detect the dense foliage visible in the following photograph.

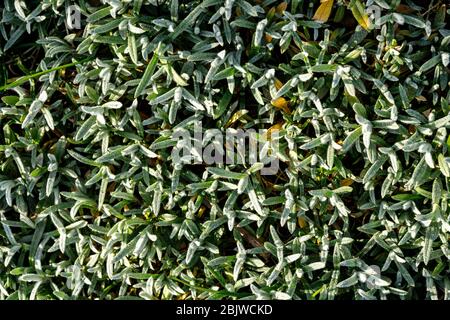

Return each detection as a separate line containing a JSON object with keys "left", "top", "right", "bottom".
{"left": 0, "top": 0, "right": 449, "bottom": 300}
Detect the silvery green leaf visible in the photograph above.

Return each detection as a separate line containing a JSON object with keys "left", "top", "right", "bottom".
{"left": 140, "top": 145, "right": 158, "bottom": 158}
{"left": 426, "top": 114, "right": 450, "bottom": 129}
{"left": 300, "top": 134, "right": 329, "bottom": 150}
{"left": 248, "top": 188, "right": 263, "bottom": 216}
{"left": 342, "top": 126, "right": 363, "bottom": 152}
{"left": 207, "top": 167, "right": 246, "bottom": 180}
{"left": 212, "top": 67, "right": 235, "bottom": 81}
{"left": 98, "top": 178, "right": 108, "bottom": 210}
{"left": 233, "top": 241, "right": 246, "bottom": 281}
{"left": 75, "top": 116, "right": 97, "bottom": 141}
{"left": 237, "top": 175, "right": 248, "bottom": 194}
{"left": 437, "top": 154, "right": 450, "bottom": 177}
{"left": 181, "top": 88, "right": 205, "bottom": 110}
{"left": 150, "top": 88, "right": 177, "bottom": 105}
{"left": 41, "top": 107, "right": 54, "bottom": 130}
{"left": 134, "top": 53, "right": 159, "bottom": 98}
{"left": 363, "top": 156, "right": 388, "bottom": 184}
{"left": 19, "top": 274, "right": 44, "bottom": 282}
{"left": 267, "top": 262, "right": 282, "bottom": 286}
{"left": 128, "top": 33, "right": 139, "bottom": 64}
{"left": 102, "top": 101, "right": 122, "bottom": 109}
{"left": 254, "top": 19, "right": 268, "bottom": 47}
{"left": 88, "top": 7, "right": 111, "bottom": 23}
{"left": 4, "top": 25, "right": 26, "bottom": 51}
{"left": 402, "top": 14, "right": 426, "bottom": 28}
{"left": 304, "top": 262, "right": 326, "bottom": 272}
{"left": 186, "top": 240, "right": 201, "bottom": 264}
{"left": 337, "top": 273, "right": 359, "bottom": 288}
{"left": 46, "top": 171, "right": 56, "bottom": 197}
{"left": 423, "top": 224, "right": 438, "bottom": 265}
{"left": 419, "top": 55, "right": 441, "bottom": 73}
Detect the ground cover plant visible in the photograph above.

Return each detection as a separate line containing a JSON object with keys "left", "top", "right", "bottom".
{"left": 0, "top": 0, "right": 449, "bottom": 300}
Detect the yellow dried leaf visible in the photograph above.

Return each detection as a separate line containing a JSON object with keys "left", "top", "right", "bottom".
{"left": 355, "top": 13, "right": 371, "bottom": 30}
{"left": 415, "top": 95, "right": 427, "bottom": 102}
{"left": 197, "top": 206, "right": 206, "bottom": 218}
{"left": 298, "top": 217, "right": 307, "bottom": 228}
{"left": 312, "top": 0, "right": 334, "bottom": 23}
{"left": 349, "top": 0, "right": 371, "bottom": 31}
{"left": 274, "top": 78, "right": 283, "bottom": 90}
{"left": 341, "top": 178, "right": 354, "bottom": 186}
{"left": 276, "top": 2, "right": 288, "bottom": 14}
{"left": 224, "top": 109, "right": 249, "bottom": 128}
{"left": 264, "top": 33, "right": 273, "bottom": 43}
{"left": 271, "top": 97, "right": 291, "bottom": 114}
{"left": 265, "top": 122, "right": 284, "bottom": 140}
{"left": 271, "top": 97, "right": 286, "bottom": 108}
{"left": 177, "top": 293, "right": 189, "bottom": 300}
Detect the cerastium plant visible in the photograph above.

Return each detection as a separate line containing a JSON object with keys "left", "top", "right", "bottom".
{"left": 0, "top": 0, "right": 449, "bottom": 300}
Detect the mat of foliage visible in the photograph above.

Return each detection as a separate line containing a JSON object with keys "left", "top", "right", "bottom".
{"left": 0, "top": 0, "right": 449, "bottom": 300}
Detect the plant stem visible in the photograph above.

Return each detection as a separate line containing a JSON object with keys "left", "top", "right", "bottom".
{"left": 0, "top": 56, "right": 94, "bottom": 92}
